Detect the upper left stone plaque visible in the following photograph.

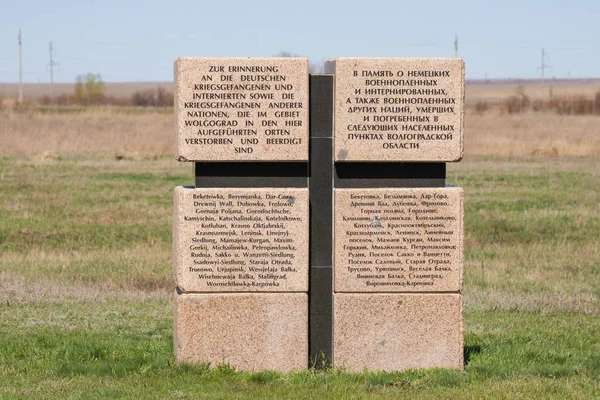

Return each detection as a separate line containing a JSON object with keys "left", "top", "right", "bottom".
{"left": 175, "top": 57, "right": 309, "bottom": 162}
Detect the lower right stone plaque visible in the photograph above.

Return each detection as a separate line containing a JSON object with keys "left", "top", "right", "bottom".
{"left": 334, "top": 187, "right": 463, "bottom": 292}
{"left": 334, "top": 293, "right": 463, "bottom": 371}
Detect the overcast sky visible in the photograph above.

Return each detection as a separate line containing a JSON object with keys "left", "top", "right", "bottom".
{"left": 1, "top": 0, "right": 599, "bottom": 83}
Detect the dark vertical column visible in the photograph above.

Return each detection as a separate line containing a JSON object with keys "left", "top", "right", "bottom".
{"left": 308, "top": 74, "right": 333, "bottom": 366}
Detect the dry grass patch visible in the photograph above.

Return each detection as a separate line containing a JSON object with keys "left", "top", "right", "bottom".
{"left": 0, "top": 273, "right": 169, "bottom": 305}
{"left": 3, "top": 107, "right": 599, "bottom": 160}
{"left": 0, "top": 109, "right": 173, "bottom": 158}
{"left": 464, "top": 242, "right": 600, "bottom": 315}
{"left": 465, "top": 110, "right": 600, "bottom": 157}
{"left": 466, "top": 289, "right": 598, "bottom": 316}
{"left": 466, "top": 80, "right": 600, "bottom": 104}
{"left": 0, "top": 82, "right": 173, "bottom": 101}
{"left": 1, "top": 245, "right": 171, "bottom": 290}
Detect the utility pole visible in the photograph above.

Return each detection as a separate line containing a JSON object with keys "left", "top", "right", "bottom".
{"left": 18, "top": 30, "right": 23, "bottom": 104}
{"left": 48, "top": 42, "right": 59, "bottom": 84}
{"left": 539, "top": 47, "right": 550, "bottom": 84}
{"left": 538, "top": 48, "right": 553, "bottom": 99}
{"left": 49, "top": 42, "right": 54, "bottom": 84}
{"left": 454, "top": 34, "right": 458, "bottom": 58}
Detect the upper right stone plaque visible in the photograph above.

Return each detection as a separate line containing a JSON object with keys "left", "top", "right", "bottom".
{"left": 326, "top": 58, "right": 464, "bottom": 162}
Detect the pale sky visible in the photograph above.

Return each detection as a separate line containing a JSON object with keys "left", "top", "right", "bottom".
{"left": 1, "top": 0, "right": 599, "bottom": 83}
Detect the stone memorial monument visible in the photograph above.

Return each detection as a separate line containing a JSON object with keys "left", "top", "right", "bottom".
{"left": 172, "top": 56, "right": 465, "bottom": 372}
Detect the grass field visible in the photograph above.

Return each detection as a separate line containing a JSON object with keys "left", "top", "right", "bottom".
{"left": 0, "top": 153, "right": 598, "bottom": 398}
{"left": 1, "top": 79, "right": 599, "bottom": 398}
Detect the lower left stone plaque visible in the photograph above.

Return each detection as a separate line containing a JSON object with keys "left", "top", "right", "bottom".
{"left": 173, "top": 186, "right": 309, "bottom": 292}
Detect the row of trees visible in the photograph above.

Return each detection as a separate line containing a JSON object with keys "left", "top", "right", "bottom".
{"left": 72, "top": 73, "right": 104, "bottom": 104}
{"left": 38, "top": 73, "right": 173, "bottom": 107}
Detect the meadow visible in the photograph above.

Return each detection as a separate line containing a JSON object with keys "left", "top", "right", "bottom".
{"left": 0, "top": 81, "right": 599, "bottom": 398}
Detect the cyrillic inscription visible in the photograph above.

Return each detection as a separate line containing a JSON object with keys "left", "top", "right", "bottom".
{"left": 334, "top": 188, "right": 463, "bottom": 292}
{"left": 175, "top": 58, "right": 309, "bottom": 161}
{"left": 173, "top": 187, "right": 308, "bottom": 291}
{"left": 327, "top": 58, "right": 464, "bottom": 162}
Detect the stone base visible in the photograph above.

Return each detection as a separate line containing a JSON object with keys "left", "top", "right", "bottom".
{"left": 334, "top": 293, "right": 463, "bottom": 371}
{"left": 174, "top": 292, "right": 307, "bottom": 372}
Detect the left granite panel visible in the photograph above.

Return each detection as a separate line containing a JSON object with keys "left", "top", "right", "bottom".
{"left": 174, "top": 292, "right": 308, "bottom": 371}
{"left": 175, "top": 57, "right": 309, "bottom": 162}
{"left": 173, "top": 186, "right": 309, "bottom": 292}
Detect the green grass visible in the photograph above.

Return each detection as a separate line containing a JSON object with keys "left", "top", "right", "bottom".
{"left": 1, "top": 303, "right": 599, "bottom": 398}
{"left": 449, "top": 158, "right": 600, "bottom": 316}
{"left": 1, "top": 307, "right": 599, "bottom": 398}
{"left": 1, "top": 155, "right": 599, "bottom": 398}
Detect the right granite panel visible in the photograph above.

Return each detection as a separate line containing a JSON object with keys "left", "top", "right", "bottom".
{"left": 334, "top": 293, "right": 463, "bottom": 372}
{"left": 334, "top": 187, "right": 463, "bottom": 292}
{"left": 326, "top": 58, "right": 464, "bottom": 162}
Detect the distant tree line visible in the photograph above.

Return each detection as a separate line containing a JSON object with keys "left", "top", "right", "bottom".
{"left": 30, "top": 53, "right": 324, "bottom": 108}
{"left": 37, "top": 73, "right": 174, "bottom": 107}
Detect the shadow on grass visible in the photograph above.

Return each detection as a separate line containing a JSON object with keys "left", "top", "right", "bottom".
{"left": 464, "top": 345, "right": 481, "bottom": 366}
